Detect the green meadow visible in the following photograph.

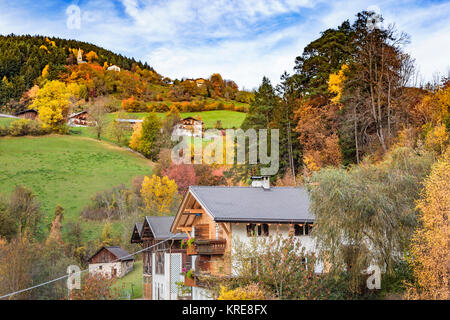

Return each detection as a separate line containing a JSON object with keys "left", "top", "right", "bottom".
{"left": 0, "top": 135, "right": 153, "bottom": 241}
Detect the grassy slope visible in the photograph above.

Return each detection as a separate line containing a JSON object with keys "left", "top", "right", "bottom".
{"left": 113, "top": 260, "right": 143, "bottom": 299}
{"left": 0, "top": 135, "right": 153, "bottom": 241}
{"left": 0, "top": 117, "right": 16, "bottom": 127}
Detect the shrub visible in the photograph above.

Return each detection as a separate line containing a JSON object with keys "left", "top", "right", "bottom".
{"left": 8, "top": 119, "right": 47, "bottom": 136}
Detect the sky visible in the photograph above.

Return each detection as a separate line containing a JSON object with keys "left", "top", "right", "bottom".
{"left": 0, "top": 0, "right": 449, "bottom": 89}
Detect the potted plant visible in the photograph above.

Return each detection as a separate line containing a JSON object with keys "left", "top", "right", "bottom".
{"left": 181, "top": 268, "right": 195, "bottom": 286}
{"left": 186, "top": 238, "right": 196, "bottom": 255}
{"left": 176, "top": 280, "right": 192, "bottom": 300}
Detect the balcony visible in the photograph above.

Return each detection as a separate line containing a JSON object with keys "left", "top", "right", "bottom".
{"left": 186, "top": 239, "right": 226, "bottom": 256}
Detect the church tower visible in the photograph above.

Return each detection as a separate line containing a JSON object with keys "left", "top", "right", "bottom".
{"left": 77, "top": 49, "right": 85, "bottom": 64}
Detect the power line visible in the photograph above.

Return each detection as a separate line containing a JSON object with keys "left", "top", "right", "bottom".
{"left": 0, "top": 234, "right": 178, "bottom": 300}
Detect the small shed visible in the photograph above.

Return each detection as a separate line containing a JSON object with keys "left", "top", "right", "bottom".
{"left": 88, "top": 246, "right": 134, "bottom": 278}
{"left": 16, "top": 109, "right": 38, "bottom": 120}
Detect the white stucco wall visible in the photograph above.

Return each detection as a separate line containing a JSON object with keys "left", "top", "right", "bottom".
{"left": 88, "top": 261, "right": 133, "bottom": 278}
{"left": 230, "top": 223, "right": 323, "bottom": 274}
{"left": 152, "top": 253, "right": 184, "bottom": 300}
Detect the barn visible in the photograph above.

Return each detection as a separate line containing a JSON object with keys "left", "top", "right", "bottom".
{"left": 15, "top": 109, "right": 38, "bottom": 120}
{"left": 88, "top": 246, "right": 134, "bottom": 278}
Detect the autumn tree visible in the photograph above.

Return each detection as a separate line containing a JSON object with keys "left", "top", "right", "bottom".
{"left": 407, "top": 149, "right": 449, "bottom": 300}
{"left": 129, "top": 122, "right": 142, "bottom": 151}
{"left": 108, "top": 111, "right": 131, "bottom": 145}
{"left": 0, "top": 236, "right": 36, "bottom": 300}
{"left": 308, "top": 146, "right": 435, "bottom": 294}
{"left": 162, "top": 163, "right": 197, "bottom": 194}
{"left": 140, "top": 175, "right": 178, "bottom": 215}
{"left": 70, "top": 274, "right": 120, "bottom": 300}
{"left": 88, "top": 98, "right": 110, "bottom": 140}
{"left": 138, "top": 112, "right": 161, "bottom": 160}
{"left": 85, "top": 51, "right": 99, "bottom": 63}
{"left": 29, "top": 80, "right": 76, "bottom": 132}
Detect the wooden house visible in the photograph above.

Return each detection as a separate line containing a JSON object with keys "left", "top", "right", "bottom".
{"left": 15, "top": 109, "right": 38, "bottom": 120}
{"left": 172, "top": 117, "right": 203, "bottom": 137}
{"left": 131, "top": 216, "right": 191, "bottom": 300}
{"left": 170, "top": 177, "right": 317, "bottom": 299}
{"left": 88, "top": 246, "right": 134, "bottom": 278}
{"left": 68, "top": 111, "right": 94, "bottom": 127}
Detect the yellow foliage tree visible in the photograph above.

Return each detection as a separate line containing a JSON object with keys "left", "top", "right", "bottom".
{"left": 407, "top": 148, "right": 449, "bottom": 300}
{"left": 129, "top": 122, "right": 142, "bottom": 150}
{"left": 86, "top": 51, "right": 99, "bottom": 63}
{"left": 328, "top": 64, "right": 349, "bottom": 106}
{"left": 41, "top": 64, "right": 50, "bottom": 78}
{"left": 140, "top": 175, "right": 178, "bottom": 215}
{"left": 29, "top": 80, "right": 74, "bottom": 131}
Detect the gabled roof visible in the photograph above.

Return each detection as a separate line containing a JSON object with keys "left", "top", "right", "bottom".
{"left": 145, "top": 216, "right": 186, "bottom": 240}
{"left": 68, "top": 110, "right": 88, "bottom": 118}
{"left": 135, "top": 222, "right": 143, "bottom": 237}
{"left": 88, "top": 246, "right": 134, "bottom": 262}
{"left": 185, "top": 186, "right": 314, "bottom": 224}
{"left": 15, "top": 109, "right": 38, "bottom": 115}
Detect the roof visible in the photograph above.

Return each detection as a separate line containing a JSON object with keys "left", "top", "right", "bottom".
{"left": 187, "top": 186, "right": 314, "bottom": 223}
{"left": 15, "top": 109, "right": 38, "bottom": 115}
{"left": 135, "top": 222, "right": 143, "bottom": 237}
{"left": 89, "top": 246, "right": 134, "bottom": 262}
{"left": 179, "top": 117, "right": 203, "bottom": 123}
{"left": 68, "top": 110, "right": 88, "bottom": 118}
{"left": 145, "top": 216, "right": 186, "bottom": 240}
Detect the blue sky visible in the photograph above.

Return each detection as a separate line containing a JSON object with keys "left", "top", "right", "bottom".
{"left": 1, "top": 0, "right": 449, "bottom": 89}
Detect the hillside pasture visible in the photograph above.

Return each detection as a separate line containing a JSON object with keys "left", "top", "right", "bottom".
{"left": 0, "top": 135, "right": 153, "bottom": 240}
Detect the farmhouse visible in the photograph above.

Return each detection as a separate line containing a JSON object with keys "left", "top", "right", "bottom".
{"left": 107, "top": 65, "right": 121, "bottom": 72}
{"left": 68, "top": 110, "right": 94, "bottom": 127}
{"left": 172, "top": 117, "right": 203, "bottom": 137}
{"left": 88, "top": 246, "right": 134, "bottom": 278}
{"left": 15, "top": 109, "right": 38, "bottom": 120}
{"left": 170, "top": 176, "right": 317, "bottom": 300}
{"left": 131, "top": 216, "right": 191, "bottom": 300}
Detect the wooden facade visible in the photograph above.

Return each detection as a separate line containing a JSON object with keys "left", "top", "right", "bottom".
{"left": 133, "top": 217, "right": 192, "bottom": 300}
{"left": 16, "top": 109, "right": 38, "bottom": 120}
{"left": 171, "top": 192, "right": 232, "bottom": 286}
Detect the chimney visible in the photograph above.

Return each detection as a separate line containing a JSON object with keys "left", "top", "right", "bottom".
{"left": 251, "top": 176, "right": 270, "bottom": 189}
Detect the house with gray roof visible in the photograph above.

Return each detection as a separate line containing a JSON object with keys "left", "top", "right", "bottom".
{"left": 131, "top": 216, "right": 191, "bottom": 300}
{"left": 88, "top": 246, "right": 134, "bottom": 278}
{"left": 170, "top": 177, "right": 317, "bottom": 300}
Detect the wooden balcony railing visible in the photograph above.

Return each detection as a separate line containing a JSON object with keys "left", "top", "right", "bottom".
{"left": 186, "top": 239, "right": 227, "bottom": 256}
{"left": 196, "top": 239, "right": 226, "bottom": 255}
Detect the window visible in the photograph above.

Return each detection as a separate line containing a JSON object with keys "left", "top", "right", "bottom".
{"left": 246, "top": 223, "right": 269, "bottom": 237}
{"left": 155, "top": 252, "right": 165, "bottom": 275}
{"left": 294, "top": 223, "right": 313, "bottom": 236}
{"left": 305, "top": 223, "right": 313, "bottom": 235}
{"left": 294, "top": 224, "right": 304, "bottom": 236}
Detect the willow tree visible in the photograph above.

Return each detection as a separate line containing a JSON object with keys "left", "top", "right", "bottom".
{"left": 307, "top": 146, "right": 434, "bottom": 293}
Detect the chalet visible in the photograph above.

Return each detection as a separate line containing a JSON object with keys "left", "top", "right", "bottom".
{"left": 68, "top": 111, "right": 94, "bottom": 127}
{"left": 131, "top": 216, "right": 191, "bottom": 300}
{"left": 15, "top": 109, "right": 38, "bottom": 120}
{"left": 170, "top": 176, "right": 317, "bottom": 300}
{"left": 88, "top": 246, "right": 134, "bottom": 278}
{"left": 107, "top": 65, "right": 121, "bottom": 72}
{"left": 172, "top": 117, "right": 203, "bottom": 137}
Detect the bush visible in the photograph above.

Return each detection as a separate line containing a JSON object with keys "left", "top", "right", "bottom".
{"left": 8, "top": 119, "right": 47, "bottom": 136}
{"left": 0, "top": 125, "right": 8, "bottom": 136}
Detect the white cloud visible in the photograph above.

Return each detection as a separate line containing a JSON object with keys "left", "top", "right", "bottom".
{"left": 0, "top": 0, "right": 448, "bottom": 88}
